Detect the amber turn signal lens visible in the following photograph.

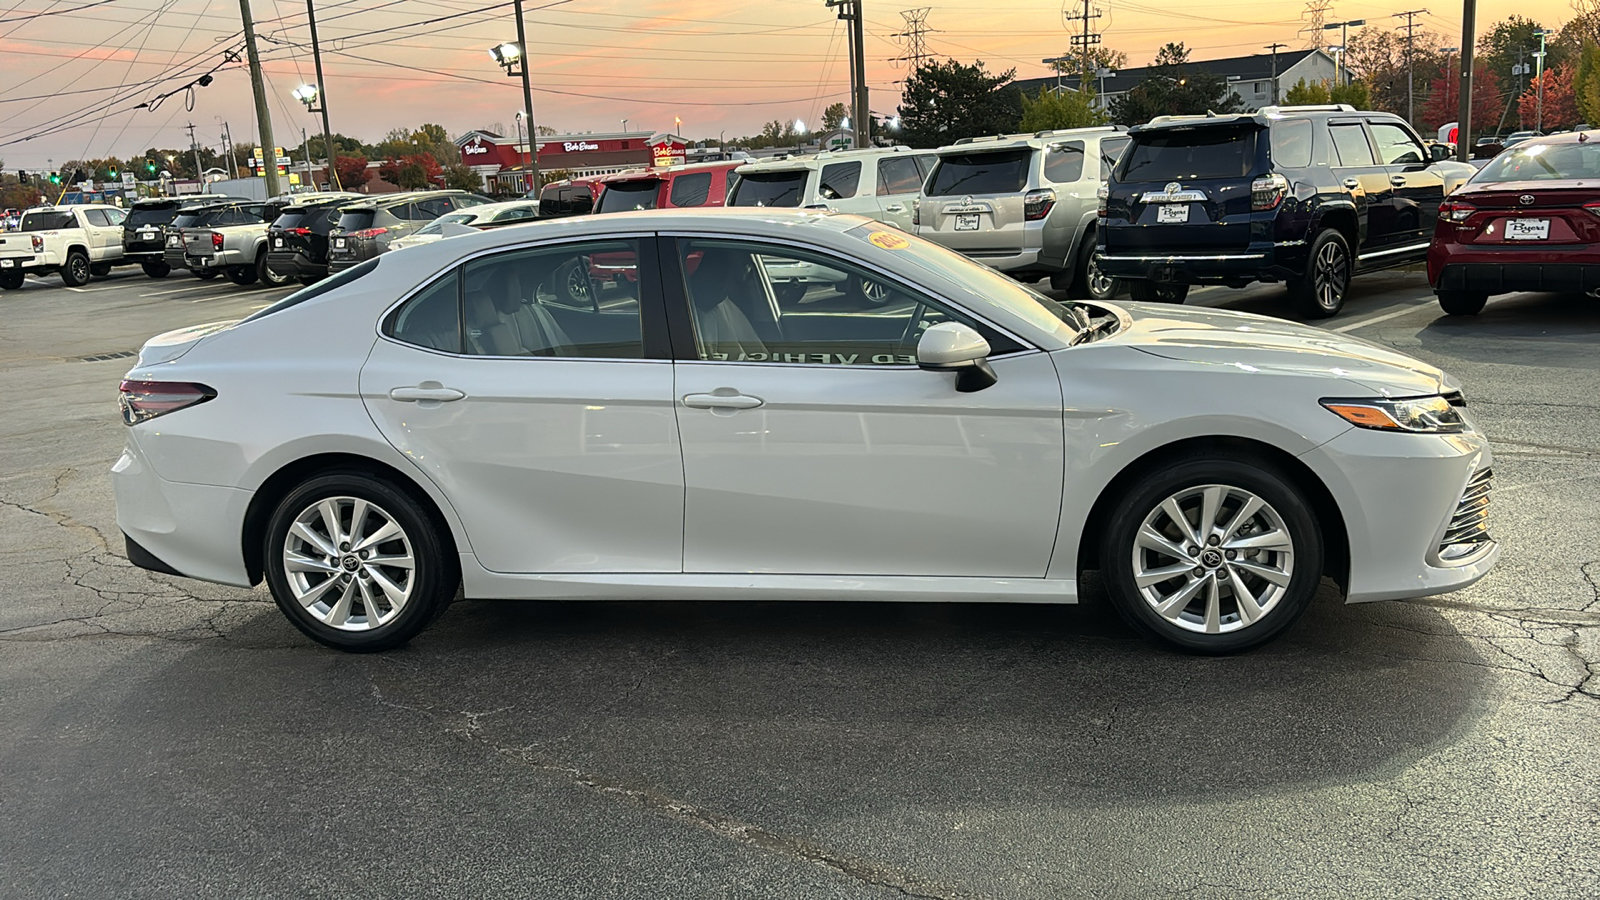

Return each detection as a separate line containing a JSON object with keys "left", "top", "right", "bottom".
{"left": 1323, "top": 404, "right": 1402, "bottom": 430}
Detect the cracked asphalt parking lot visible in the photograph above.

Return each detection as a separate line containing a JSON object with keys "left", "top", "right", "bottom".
{"left": 2, "top": 267, "right": 1597, "bottom": 899}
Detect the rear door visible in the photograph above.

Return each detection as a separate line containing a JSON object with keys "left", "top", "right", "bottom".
{"left": 918, "top": 147, "right": 1034, "bottom": 256}
{"left": 1106, "top": 124, "right": 1260, "bottom": 255}
{"left": 1369, "top": 120, "right": 1444, "bottom": 253}
{"left": 1326, "top": 120, "right": 1399, "bottom": 254}
{"left": 874, "top": 154, "right": 927, "bottom": 230}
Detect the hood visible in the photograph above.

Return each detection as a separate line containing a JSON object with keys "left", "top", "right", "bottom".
{"left": 133, "top": 320, "right": 238, "bottom": 367}
{"left": 1112, "top": 303, "right": 1448, "bottom": 397}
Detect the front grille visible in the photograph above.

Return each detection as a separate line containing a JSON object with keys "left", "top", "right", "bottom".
{"left": 1438, "top": 467, "right": 1493, "bottom": 562}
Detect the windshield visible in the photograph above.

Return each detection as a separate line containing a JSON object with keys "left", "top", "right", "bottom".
{"left": 413, "top": 212, "right": 476, "bottom": 237}
{"left": 1120, "top": 126, "right": 1260, "bottom": 181}
{"left": 845, "top": 224, "right": 1078, "bottom": 345}
{"left": 729, "top": 170, "right": 808, "bottom": 207}
{"left": 596, "top": 179, "right": 661, "bottom": 213}
{"left": 1474, "top": 141, "right": 1600, "bottom": 182}
{"left": 927, "top": 149, "right": 1032, "bottom": 196}
{"left": 21, "top": 210, "right": 75, "bottom": 231}
{"left": 127, "top": 205, "right": 178, "bottom": 227}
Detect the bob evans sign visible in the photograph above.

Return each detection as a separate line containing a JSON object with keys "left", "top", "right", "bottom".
{"left": 563, "top": 141, "right": 600, "bottom": 152}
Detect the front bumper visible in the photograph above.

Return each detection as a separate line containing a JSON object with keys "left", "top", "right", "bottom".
{"left": 1097, "top": 242, "right": 1303, "bottom": 287}
{"left": 112, "top": 436, "right": 253, "bottom": 587}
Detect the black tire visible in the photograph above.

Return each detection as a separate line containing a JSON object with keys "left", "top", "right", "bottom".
{"left": 257, "top": 251, "right": 293, "bottom": 288}
{"left": 1437, "top": 290, "right": 1488, "bottom": 316}
{"left": 194, "top": 268, "right": 220, "bottom": 281}
{"left": 90, "top": 262, "right": 113, "bottom": 277}
{"left": 264, "top": 472, "right": 459, "bottom": 653}
{"left": 1060, "top": 237, "right": 1120, "bottom": 300}
{"left": 225, "top": 265, "right": 258, "bottom": 286}
{"left": 141, "top": 261, "right": 171, "bottom": 279}
{"left": 776, "top": 282, "right": 807, "bottom": 304}
{"left": 848, "top": 273, "right": 894, "bottom": 307}
{"left": 60, "top": 251, "right": 91, "bottom": 287}
{"left": 0, "top": 270, "right": 23, "bottom": 290}
{"left": 1100, "top": 455, "right": 1324, "bottom": 654}
{"left": 1288, "top": 229, "right": 1352, "bottom": 319}
{"left": 1127, "top": 280, "right": 1189, "bottom": 303}
{"left": 298, "top": 275, "right": 322, "bottom": 286}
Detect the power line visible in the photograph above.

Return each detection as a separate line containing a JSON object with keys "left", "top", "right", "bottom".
{"left": 1394, "top": 9, "right": 1427, "bottom": 125}
{"left": 0, "top": 0, "right": 117, "bottom": 25}
{"left": 1062, "top": 0, "right": 1103, "bottom": 92}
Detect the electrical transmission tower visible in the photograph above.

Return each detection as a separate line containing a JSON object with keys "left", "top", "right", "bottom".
{"left": 892, "top": 7, "right": 934, "bottom": 69}
{"left": 1300, "top": 0, "right": 1332, "bottom": 49}
{"left": 1062, "top": 0, "right": 1104, "bottom": 92}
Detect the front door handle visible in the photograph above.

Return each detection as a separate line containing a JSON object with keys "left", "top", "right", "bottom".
{"left": 1390, "top": 174, "right": 1408, "bottom": 186}
{"left": 390, "top": 385, "right": 466, "bottom": 402}
{"left": 884, "top": 203, "right": 906, "bottom": 213}
{"left": 683, "top": 392, "right": 764, "bottom": 410}
{"left": 1342, "top": 178, "right": 1361, "bottom": 190}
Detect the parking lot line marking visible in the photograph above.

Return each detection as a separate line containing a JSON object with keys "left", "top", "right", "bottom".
{"left": 141, "top": 283, "right": 226, "bottom": 297}
{"left": 1331, "top": 305, "right": 1420, "bottom": 333}
{"left": 63, "top": 286, "right": 118, "bottom": 293}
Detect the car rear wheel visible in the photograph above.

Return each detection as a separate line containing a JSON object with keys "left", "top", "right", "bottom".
{"left": 225, "top": 265, "right": 258, "bottom": 286}
{"left": 257, "top": 252, "right": 292, "bottom": 288}
{"left": 298, "top": 275, "right": 321, "bottom": 286}
{"left": 1437, "top": 290, "right": 1487, "bottom": 316}
{"left": 1061, "top": 238, "right": 1119, "bottom": 300}
{"left": 1289, "top": 229, "right": 1351, "bottom": 318}
{"left": 1127, "top": 280, "right": 1189, "bottom": 303}
{"left": 0, "top": 270, "right": 23, "bottom": 290}
{"left": 1100, "top": 456, "right": 1323, "bottom": 654}
{"left": 554, "top": 258, "right": 591, "bottom": 307}
{"left": 264, "top": 473, "right": 459, "bottom": 653}
{"left": 61, "top": 251, "right": 91, "bottom": 287}
{"left": 194, "top": 268, "right": 219, "bottom": 280}
{"left": 141, "top": 261, "right": 170, "bottom": 278}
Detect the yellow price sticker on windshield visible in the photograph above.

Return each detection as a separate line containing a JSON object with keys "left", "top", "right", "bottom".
{"left": 867, "top": 230, "right": 909, "bottom": 250}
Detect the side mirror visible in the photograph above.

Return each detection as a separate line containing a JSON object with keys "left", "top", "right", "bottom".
{"left": 917, "top": 321, "right": 997, "bottom": 392}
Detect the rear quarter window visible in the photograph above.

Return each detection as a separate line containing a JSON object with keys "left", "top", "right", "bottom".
{"left": 1119, "top": 127, "right": 1259, "bottom": 181}
{"left": 1043, "top": 142, "right": 1086, "bottom": 183}
{"left": 1271, "top": 119, "right": 1314, "bottom": 169}
{"left": 668, "top": 171, "right": 714, "bottom": 207}
{"left": 927, "top": 149, "right": 1032, "bottom": 196}
{"left": 818, "top": 161, "right": 861, "bottom": 200}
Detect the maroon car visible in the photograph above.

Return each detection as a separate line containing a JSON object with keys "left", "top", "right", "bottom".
{"left": 1428, "top": 132, "right": 1600, "bottom": 315}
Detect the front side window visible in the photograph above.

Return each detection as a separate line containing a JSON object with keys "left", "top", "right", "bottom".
{"left": 105, "top": 208, "right": 127, "bottom": 225}
{"left": 383, "top": 272, "right": 461, "bottom": 352}
{"left": 818, "top": 161, "right": 861, "bottom": 200}
{"left": 83, "top": 208, "right": 111, "bottom": 227}
{"left": 415, "top": 198, "right": 452, "bottom": 220}
{"left": 876, "top": 156, "right": 924, "bottom": 196}
{"left": 1043, "top": 142, "right": 1087, "bottom": 183}
{"left": 677, "top": 238, "right": 1021, "bottom": 365}
{"left": 461, "top": 239, "right": 643, "bottom": 358}
{"left": 667, "top": 171, "right": 713, "bottom": 207}
{"left": 1369, "top": 122, "right": 1425, "bottom": 165}
{"left": 1329, "top": 124, "right": 1377, "bottom": 167}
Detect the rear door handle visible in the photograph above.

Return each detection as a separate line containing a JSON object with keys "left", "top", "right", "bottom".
{"left": 1342, "top": 178, "right": 1361, "bottom": 190}
{"left": 390, "top": 385, "right": 466, "bottom": 402}
{"left": 884, "top": 203, "right": 906, "bottom": 213}
{"left": 683, "top": 392, "right": 764, "bottom": 410}
{"left": 1390, "top": 174, "right": 1408, "bottom": 186}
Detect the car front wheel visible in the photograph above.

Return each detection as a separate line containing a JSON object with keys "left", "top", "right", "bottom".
{"left": 264, "top": 473, "right": 458, "bottom": 652}
{"left": 1100, "top": 456, "right": 1323, "bottom": 654}
{"left": 1437, "top": 290, "right": 1487, "bottom": 316}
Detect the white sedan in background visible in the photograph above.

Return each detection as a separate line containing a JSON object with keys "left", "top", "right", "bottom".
{"left": 385, "top": 199, "right": 539, "bottom": 251}
{"left": 113, "top": 209, "right": 1497, "bottom": 653}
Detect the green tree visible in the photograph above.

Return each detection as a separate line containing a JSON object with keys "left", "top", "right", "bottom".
{"left": 1284, "top": 77, "right": 1331, "bottom": 104}
{"left": 897, "top": 58, "right": 1023, "bottom": 148}
{"left": 1018, "top": 86, "right": 1108, "bottom": 131}
{"left": 1108, "top": 43, "right": 1243, "bottom": 126}
{"left": 1331, "top": 80, "right": 1371, "bottom": 108}
{"left": 1047, "top": 45, "right": 1129, "bottom": 83}
{"left": 821, "top": 102, "right": 848, "bottom": 130}
{"left": 1577, "top": 43, "right": 1600, "bottom": 126}
{"left": 1478, "top": 16, "right": 1569, "bottom": 93}
{"left": 441, "top": 162, "right": 483, "bottom": 193}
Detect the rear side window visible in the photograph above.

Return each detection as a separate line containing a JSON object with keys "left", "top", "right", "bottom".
{"left": 1043, "top": 142, "right": 1086, "bottom": 183}
{"left": 597, "top": 179, "right": 660, "bottom": 213}
{"left": 338, "top": 209, "right": 376, "bottom": 231}
{"left": 1119, "top": 127, "right": 1258, "bottom": 181}
{"left": 384, "top": 272, "right": 462, "bottom": 353}
{"left": 730, "top": 171, "right": 809, "bottom": 207}
{"left": 1328, "top": 125, "right": 1376, "bottom": 166}
{"left": 416, "top": 198, "right": 452, "bottom": 219}
{"left": 22, "top": 211, "right": 75, "bottom": 230}
{"left": 819, "top": 161, "right": 861, "bottom": 200}
{"left": 1271, "top": 120, "right": 1314, "bottom": 169}
{"left": 83, "top": 209, "right": 112, "bottom": 227}
{"left": 668, "top": 171, "right": 713, "bottom": 207}
{"left": 1099, "top": 137, "right": 1130, "bottom": 179}
{"left": 170, "top": 212, "right": 205, "bottom": 229}
{"left": 927, "top": 149, "right": 1032, "bottom": 196}
{"left": 876, "top": 156, "right": 924, "bottom": 195}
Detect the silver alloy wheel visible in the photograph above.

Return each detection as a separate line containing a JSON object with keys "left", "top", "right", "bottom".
{"left": 1086, "top": 255, "right": 1117, "bottom": 300}
{"left": 1131, "top": 484, "right": 1295, "bottom": 634}
{"left": 1314, "top": 240, "right": 1348, "bottom": 311}
{"left": 860, "top": 277, "right": 891, "bottom": 305}
{"left": 282, "top": 496, "right": 415, "bottom": 631}
{"left": 566, "top": 265, "right": 590, "bottom": 302}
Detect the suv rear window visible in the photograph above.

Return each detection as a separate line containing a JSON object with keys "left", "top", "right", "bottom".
{"left": 927, "top": 149, "right": 1032, "bottom": 196}
{"left": 272, "top": 211, "right": 309, "bottom": 230}
{"left": 170, "top": 212, "right": 207, "bottom": 229}
{"left": 729, "top": 170, "right": 808, "bottom": 207}
{"left": 21, "top": 210, "right": 75, "bottom": 231}
{"left": 127, "top": 205, "right": 178, "bottom": 227}
{"left": 597, "top": 179, "right": 660, "bottom": 213}
{"left": 337, "top": 209, "right": 376, "bottom": 232}
{"left": 1120, "top": 126, "right": 1259, "bottom": 182}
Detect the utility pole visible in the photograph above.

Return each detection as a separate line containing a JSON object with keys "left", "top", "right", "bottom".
{"left": 1457, "top": 0, "right": 1476, "bottom": 162}
{"left": 1394, "top": 10, "right": 1427, "bottom": 125}
{"left": 223, "top": 121, "right": 236, "bottom": 179}
{"left": 237, "top": 0, "right": 279, "bottom": 196}
{"left": 1265, "top": 42, "right": 1287, "bottom": 103}
{"left": 186, "top": 122, "right": 202, "bottom": 183}
{"left": 513, "top": 0, "right": 540, "bottom": 189}
{"left": 1535, "top": 28, "right": 1548, "bottom": 132}
{"left": 306, "top": 0, "right": 341, "bottom": 190}
{"left": 827, "top": 0, "right": 869, "bottom": 150}
{"left": 1063, "top": 0, "right": 1103, "bottom": 93}
{"left": 301, "top": 128, "right": 312, "bottom": 191}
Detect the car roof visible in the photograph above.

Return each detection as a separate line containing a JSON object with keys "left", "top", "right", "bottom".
{"left": 598, "top": 160, "right": 743, "bottom": 183}
{"left": 27, "top": 203, "right": 116, "bottom": 211}
{"left": 936, "top": 126, "right": 1127, "bottom": 154}
{"left": 1131, "top": 105, "right": 1411, "bottom": 135}
{"left": 735, "top": 145, "right": 928, "bottom": 174}
{"left": 346, "top": 190, "right": 470, "bottom": 209}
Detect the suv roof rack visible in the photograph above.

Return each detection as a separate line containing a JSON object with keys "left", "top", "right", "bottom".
{"left": 1031, "top": 125, "right": 1126, "bottom": 138}
{"left": 1257, "top": 104, "right": 1357, "bottom": 114}
{"left": 952, "top": 134, "right": 1010, "bottom": 145}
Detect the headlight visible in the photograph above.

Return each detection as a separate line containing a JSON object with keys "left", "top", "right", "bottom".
{"left": 1321, "top": 395, "right": 1469, "bottom": 434}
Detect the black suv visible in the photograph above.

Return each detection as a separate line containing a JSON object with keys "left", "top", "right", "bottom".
{"left": 1098, "top": 104, "right": 1476, "bottom": 317}
{"left": 125, "top": 196, "right": 245, "bottom": 278}
{"left": 327, "top": 190, "right": 489, "bottom": 273}
{"left": 266, "top": 198, "right": 355, "bottom": 285}
{"left": 160, "top": 201, "right": 237, "bottom": 279}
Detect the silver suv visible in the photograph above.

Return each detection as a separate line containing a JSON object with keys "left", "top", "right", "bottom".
{"left": 915, "top": 127, "right": 1129, "bottom": 298}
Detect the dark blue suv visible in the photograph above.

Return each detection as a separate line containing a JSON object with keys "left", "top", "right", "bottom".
{"left": 1096, "top": 105, "right": 1475, "bottom": 317}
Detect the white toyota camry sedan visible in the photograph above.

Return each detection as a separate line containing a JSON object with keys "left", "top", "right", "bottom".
{"left": 112, "top": 209, "right": 1498, "bottom": 653}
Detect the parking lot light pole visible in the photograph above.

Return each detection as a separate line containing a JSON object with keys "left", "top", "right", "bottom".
{"left": 306, "top": 0, "right": 340, "bottom": 190}
{"left": 1457, "top": 0, "right": 1476, "bottom": 162}
{"left": 1322, "top": 19, "right": 1365, "bottom": 86}
{"left": 490, "top": 8, "right": 539, "bottom": 190}
{"left": 1534, "top": 29, "right": 1548, "bottom": 132}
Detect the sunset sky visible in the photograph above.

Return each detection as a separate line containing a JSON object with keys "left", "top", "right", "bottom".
{"left": 0, "top": 0, "right": 1581, "bottom": 168}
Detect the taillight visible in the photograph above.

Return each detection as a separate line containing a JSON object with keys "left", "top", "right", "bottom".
{"left": 210, "top": 232, "right": 224, "bottom": 249}
{"left": 118, "top": 380, "right": 216, "bottom": 426}
{"left": 1023, "top": 188, "right": 1056, "bottom": 221}
{"left": 1439, "top": 200, "right": 1476, "bottom": 223}
{"left": 1251, "top": 174, "right": 1290, "bottom": 211}
{"left": 351, "top": 228, "right": 389, "bottom": 239}
{"left": 1097, "top": 183, "right": 1110, "bottom": 218}
{"left": 1583, "top": 201, "right": 1600, "bottom": 218}
{"left": 31, "top": 235, "right": 43, "bottom": 252}
{"left": 290, "top": 227, "right": 312, "bottom": 235}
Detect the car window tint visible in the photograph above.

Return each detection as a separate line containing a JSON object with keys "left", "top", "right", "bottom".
{"left": 1271, "top": 119, "right": 1314, "bottom": 168}
{"left": 1476, "top": 141, "right": 1600, "bottom": 181}
{"left": 21, "top": 210, "right": 74, "bottom": 230}
{"left": 729, "top": 170, "right": 809, "bottom": 207}
{"left": 106, "top": 208, "right": 127, "bottom": 225}
{"left": 913, "top": 154, "right": 937, "bottom": 181}
{"left": 676, "top": 238, "right": 1022, "bottom": 365}
{"left": 876, "top": 156, "right": 924, "bottom": 196}
{"left": 493, "top": 205, "right": 538, "bottom": 222}
{"left": 596, "top": 179, "right": 659, "bottom": 213}
{"left": 384, "top": 272, "right": 461, "bottom": 353}
{"left": 83, "top": 208, "right": 110, "bottom": 227}
{"left": 927, "top": 149, "right": 1032, "bottom": 196}
{"left": 1328, "top": 125, "right": 1377, "bottom": 166}
{"left": 1043, "top": 142, "right": 1087, "bottom": 183}
{"left": 1099, "top": 137, "right": 1130, "bottom": 180}
{"left": 818, "top": 161, "right": 861, "bottom": 200}
{"left": 462, "top": 239, "right": 643, "bottom": 358}
{"left": 1118, "top": 127, "right": 1257, "bottom": 181}
{"left": 1370, "top": 122, "right": 1425, "bottom": 165}
{"left": 668, "top": 171, "right": 714, "bottom": 207}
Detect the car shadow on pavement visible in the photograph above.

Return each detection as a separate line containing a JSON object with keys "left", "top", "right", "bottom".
{"left": 1419, "top": 291, "right": 1600, "bottom": 345}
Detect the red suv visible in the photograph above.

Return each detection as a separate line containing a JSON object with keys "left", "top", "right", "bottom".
{"left": 1429, "top": 131, "right": 1600, "bottom": 314}
{"left": 592, "top": 161, "right": 743, "bottom": 213}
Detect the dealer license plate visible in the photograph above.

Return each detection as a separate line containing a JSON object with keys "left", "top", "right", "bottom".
{"left": 335, "top": 238, "right": 346, "bottom": 248}
{"left": 140, "top": 230, "right": 157, "bottom": 239}
{"left": 1, "top": 259, "right": 14, "bottom": 268}
{"left": 1504, "top": 218, "right": 1550, "bottom": 240}
{"left": 1158, "top": 204, "right": 1190, "bottom": 224}
{"left": 274, "top": 237, "right": 284, "bottom": 248}
{"left": 954, "top": 214, "right": 980, "bottom": 231}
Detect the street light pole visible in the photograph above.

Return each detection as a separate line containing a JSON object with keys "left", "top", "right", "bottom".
{"left": 1534, "top": 29, "right": 1548, "bottom": 132}
{"left": 306, "top": 0, "right": 341, "bottom": 190}
{"left": 1323, "top": 19, "right": 1365, "bottom": 87}
{"left": 514, "top": 0, "right": 540, "bottom": 190}
{"left": 1457, "top": 0, "right": 1476, "bottom": 162}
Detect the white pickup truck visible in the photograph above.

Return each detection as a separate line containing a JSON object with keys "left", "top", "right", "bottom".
{"left": 0, "top": 204, "right": 129, "bottom": 290}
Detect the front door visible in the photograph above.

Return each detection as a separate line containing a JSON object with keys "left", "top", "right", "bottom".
{"left": 359, "top": 236, "right": 685, "bottom": 574}
{"left": 1327, "top": 121, "right": 1399, "bottom": 254}
{"left": 666, "top": 236, "right": 1065, "bottom": 578}
{"left": 1369, "top": 121, "right": 1445, "bottom": 253}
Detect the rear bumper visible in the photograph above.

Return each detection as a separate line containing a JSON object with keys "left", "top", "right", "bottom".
{"left": 189, "top": 248, "right": 250, "bottom": 268}
{"left": 0, "top": 255, "right": 43, "bottom": 273}
{"left": 267, "top": 249, "right": 324, "bottom": 279}
{"left": 163, "top": 247, "right": 190, "bottom": 270}
{"left": 112, "top": 438, "right": 253, "bottom": 587}
{"left": 1433, "top": 261, "right": 1600, "bottom": 295}
{"left": 327, "top": 253, "right": 374, "bottom": 273}
{"left": 1097, "top": 244, "right": 1298, "bottom": 286}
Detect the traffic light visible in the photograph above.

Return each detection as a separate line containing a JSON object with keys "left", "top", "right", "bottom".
{"left": 108, "top": 166, "right": 118, "bottom": 179}
{"left": 18, "top": 170, "right": 28, "bottom": 184}
{"left": 49, "top": 172, "right": 60, "bottom": 184}
{"left": 145, "top": 159, "right": 157, "bottom": 173}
